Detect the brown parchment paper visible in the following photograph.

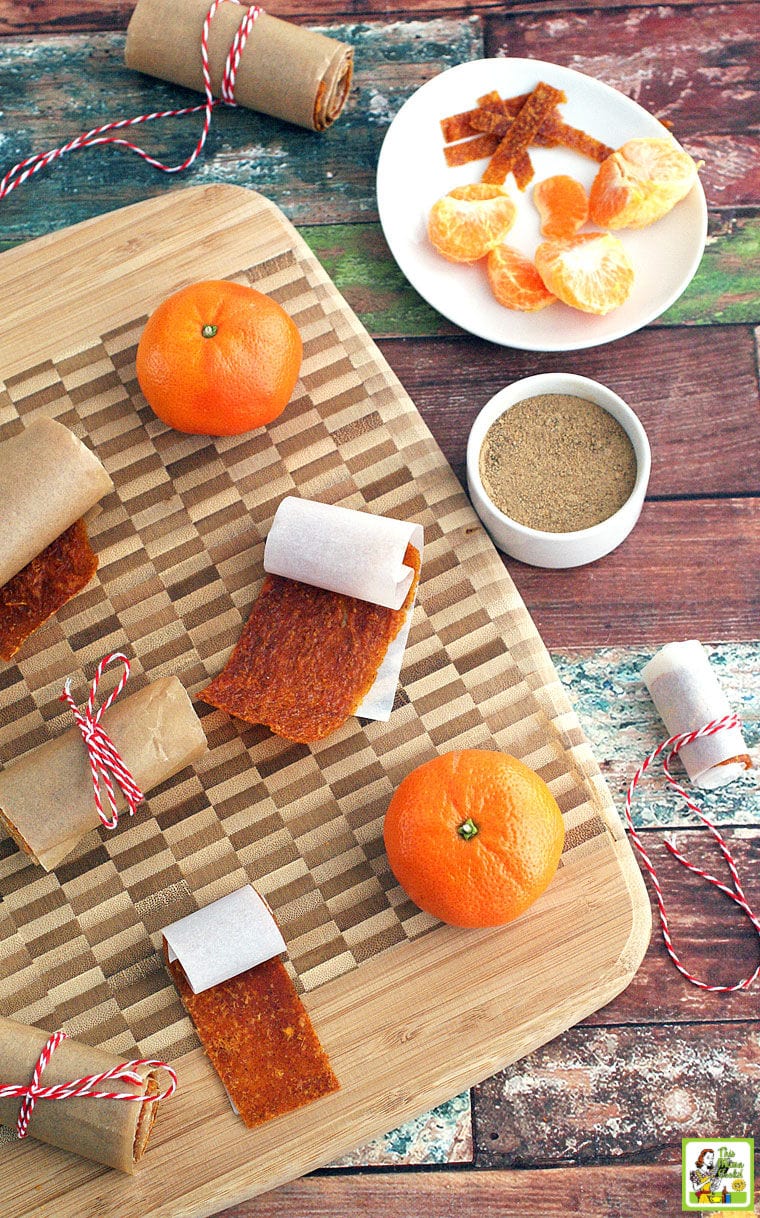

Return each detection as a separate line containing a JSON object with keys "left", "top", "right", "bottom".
{"left": 0, "top": 677, "right": 207, "bottom": 872}
{"left": 0, "top": 1016, "right": 161, "bottom": 1173}
{"left": 0, "top": 418, "right": 113, "bottom": 588}
{"left": 125, "top": 0, "right": 353, "bottom": 131}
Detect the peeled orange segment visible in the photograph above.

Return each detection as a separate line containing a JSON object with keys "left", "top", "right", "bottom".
{"left": 533, "top": 174, "right": 589, "bottom": 239}
{"left": 427, "top": 183, "right": 517, "bottom": 262}
{"left": 534, "top": 233, "right": 635, "bottom": 315}
{"left": 588, "top": 136, "right": 700, "bottom": 229}
{"left": 487, "top": 244, "right": 557, "bottom": 312}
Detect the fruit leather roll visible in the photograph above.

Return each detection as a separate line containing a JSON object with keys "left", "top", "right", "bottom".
{"left": 642, "top": 640, "right": 752, "bottom": 789}
{"left": 162, "top": 887, "right": 338, "bottom": 1127}
{"left": 125, "top": 0, "right": 354, "bottom": 131}
{"left": 0, "top": 1016, "right": 164, "bottom": 1173}
{"left": 0, "top": 417, "right": 113, "bottom": 588}
{"left": 0, "top": 676, "right": 207, "bottom": 871}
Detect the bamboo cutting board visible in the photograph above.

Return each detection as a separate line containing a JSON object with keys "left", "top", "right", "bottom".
{"left": 0, "top": 186, "right": 650, "bottom": 1218}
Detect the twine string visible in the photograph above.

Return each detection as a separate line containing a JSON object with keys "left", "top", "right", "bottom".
{"left": 624, "top": 713, "right": 759, "bottom": 993}
{"left": 0, "top": 1031, "right": 177, "bottom": 1139}
{"left": 59, "top": 652, "right": 144, "bottom": 831}
{"left": 0, "top": 1, "right": 263, "bottom": 200}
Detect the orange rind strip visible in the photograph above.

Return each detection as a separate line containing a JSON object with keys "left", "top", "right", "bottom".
{"left": 443, "top": 133, "right": 500, "bottom": 167}
{"left": 482, "top": 83, "right": 567, "bottom": 185}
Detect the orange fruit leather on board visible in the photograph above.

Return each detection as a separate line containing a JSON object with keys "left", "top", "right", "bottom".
{"left": 0, "top": 519, "right": 98, "bottom": 661}
{"left": 201, "top": 545, "right": 421, "bottom": 743}
{"left": 428, "top": 184, "right": 517, "bottom": 262}
{"left": 383, "top": 750, "right": 565, "bottom": 928}
{"left": 487, "top": 245, "right": 557, "bottom": 312}
{"left": 136, "top": 280, "right": 302, "bottom": 436}
{"left": 167, "top": 956, "right": 339, "bottom": 1128}
{"left": 588, "top": 137, "right": 699, "bottom": 229}
{"left": 534, "top": 233, "right": 634, "bottom": 315}
{"left": 533, "top": 174, "right": 589, "bottom": 239}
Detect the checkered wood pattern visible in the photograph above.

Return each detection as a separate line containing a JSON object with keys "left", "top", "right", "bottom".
{"left": 0, "top": 243, "right": 612, "bottom": 1063}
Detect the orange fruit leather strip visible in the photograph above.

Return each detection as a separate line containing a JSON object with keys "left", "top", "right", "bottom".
{"left": 167, "top": 956, "right": 339, "bottom": 1128}
{"left": 0, "top": 519, "right": 98, "bottom": 661}
{"left": 482, "top": 83, "right": 567, "bottom": 186}
{"left": 200, "top": 544, "right": 421, "bottom": 743}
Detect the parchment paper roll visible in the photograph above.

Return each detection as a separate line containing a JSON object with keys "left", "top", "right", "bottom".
{"left": 0, "top": 418, "right": 113, "bottom": 588}
{"left": 642, "top": 640, "right": 752, "bottom": 789}
{"left": 265, "top": 496, "right": 423, "bottom": 610}
{"left": 125, "top": 0, "right": 354, "bottom": 131}
{"left": 0, "top": 676, "right": 208, "bottom": 871}
{"left": 163, "top": 886, "right": 286, "bottom": 993}
{"left": 0, "top": 1016, "right": 162, "bottom": 1173}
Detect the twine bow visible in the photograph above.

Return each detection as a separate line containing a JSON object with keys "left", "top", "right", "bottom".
{"left": 624, "top": 713, "right": 759, "bottom": 993}
{"left": 0, "top": 1030, "right": 177, "bottom": 1139}
{"left": 59, "top": 652, "right": 144, "bottom": 831}
{"left": 0, "top": 0, "right": 263, "bottom": 199}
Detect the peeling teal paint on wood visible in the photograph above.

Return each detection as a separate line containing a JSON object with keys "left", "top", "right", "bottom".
{"left": 331, "top": 1090, "right": 473, "bottom": 1167}
{"left": 551, "top": 643, "right": 759, "bottom": 830}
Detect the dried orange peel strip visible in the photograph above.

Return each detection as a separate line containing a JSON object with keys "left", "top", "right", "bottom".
{"left": 535, "top": 116, "right": 614, "bottom": 163}
{"left": 201, "top": 544, "right": 420, "bottom": 743}
{"left": 167, "top": 954, "right": 339, "bottom": 1128}
{"left": 0, "top": 519, "right": 98, "bottom": 661}
{"left": 443, "top": 133, "right": 500, "bottom": 167}
{"left": 442, "top": 92, "right": 613, "bottom": 169}
{"left": 483, "top": 82, "right": 567, "bottom": 185}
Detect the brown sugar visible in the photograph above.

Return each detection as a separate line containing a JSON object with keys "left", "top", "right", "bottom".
{"left": 479, "top": 394, "right": 637, "bottom": 533}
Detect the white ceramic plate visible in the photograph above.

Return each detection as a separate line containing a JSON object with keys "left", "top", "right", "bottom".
{"left": 376, "top": 58, "right": 707, "bottom": 351}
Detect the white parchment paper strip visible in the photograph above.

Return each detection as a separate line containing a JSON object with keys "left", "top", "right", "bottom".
{"left": 264, "top": 497, "right": 424, "bottom": 611}
{"left": 643, "top": 640, "right": 750, "bottom": 789}
{"left": 162, "top": 886, "right": 286, "bottom": 994}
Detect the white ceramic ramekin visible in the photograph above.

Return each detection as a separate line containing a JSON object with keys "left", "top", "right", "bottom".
{"left": 466, "top": 373, "right": 651, "bottom": 569}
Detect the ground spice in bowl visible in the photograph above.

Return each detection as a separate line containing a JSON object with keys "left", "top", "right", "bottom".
{"left": 478, "top": 393, "right": 638, "bottom": 533}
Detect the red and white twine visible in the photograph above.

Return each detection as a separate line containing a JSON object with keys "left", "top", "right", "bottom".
{"left": 0, "top": 1030, "right": 177, "bottom": 1139}
{"left": 0, "top": 0, "right": 263, "bottom": 200}
{"left": 624, "top": 713, "right": 759, "bottom": 992}
{"left": 59, "top": 652, "right": 144, "bottom": 831}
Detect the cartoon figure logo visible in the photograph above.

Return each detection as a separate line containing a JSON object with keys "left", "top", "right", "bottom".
{"left": 682, "top": 1138, "right": 755, "bottom": 1211}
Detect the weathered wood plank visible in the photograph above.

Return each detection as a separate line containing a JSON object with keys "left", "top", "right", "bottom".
{"left": 212, "top": 1164, "right": 727, "bottom": 1217}
{"left": 506, "top": 498, "right": 759, "bottom": 647}
{"left": 0, "top": 0, "right": 744, "bottom": 36}
{"left": 2, "top": 8, "right": 759, "bottom": 246}
{"left": 378, "top": 326, "right": 760, "bottom": 499}
{"left": 553, "top": 645, "right": 759, "bottom": 832}
{"left": 0, "top": 20, "right": 481, "bottom": 240}
{"left": 582, "top": 828, "right": 760, "bottom": 1024}
{"left": 486, "top": 4, "right": 760, "bottom": 143}
{"left": 472, "top": 1019, "right": 760, "bottom": 1167}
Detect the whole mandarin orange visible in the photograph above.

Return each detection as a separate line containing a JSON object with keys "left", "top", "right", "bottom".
{"left": 136, "top": 280, "right": 302, "bottom": 435}
{"left": 383, "top": 749, "right": 564, "bottom": 928}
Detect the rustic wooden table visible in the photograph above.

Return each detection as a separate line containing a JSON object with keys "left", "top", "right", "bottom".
{"left": 1, "top": 2, "right": 758, "bottom": 1216}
